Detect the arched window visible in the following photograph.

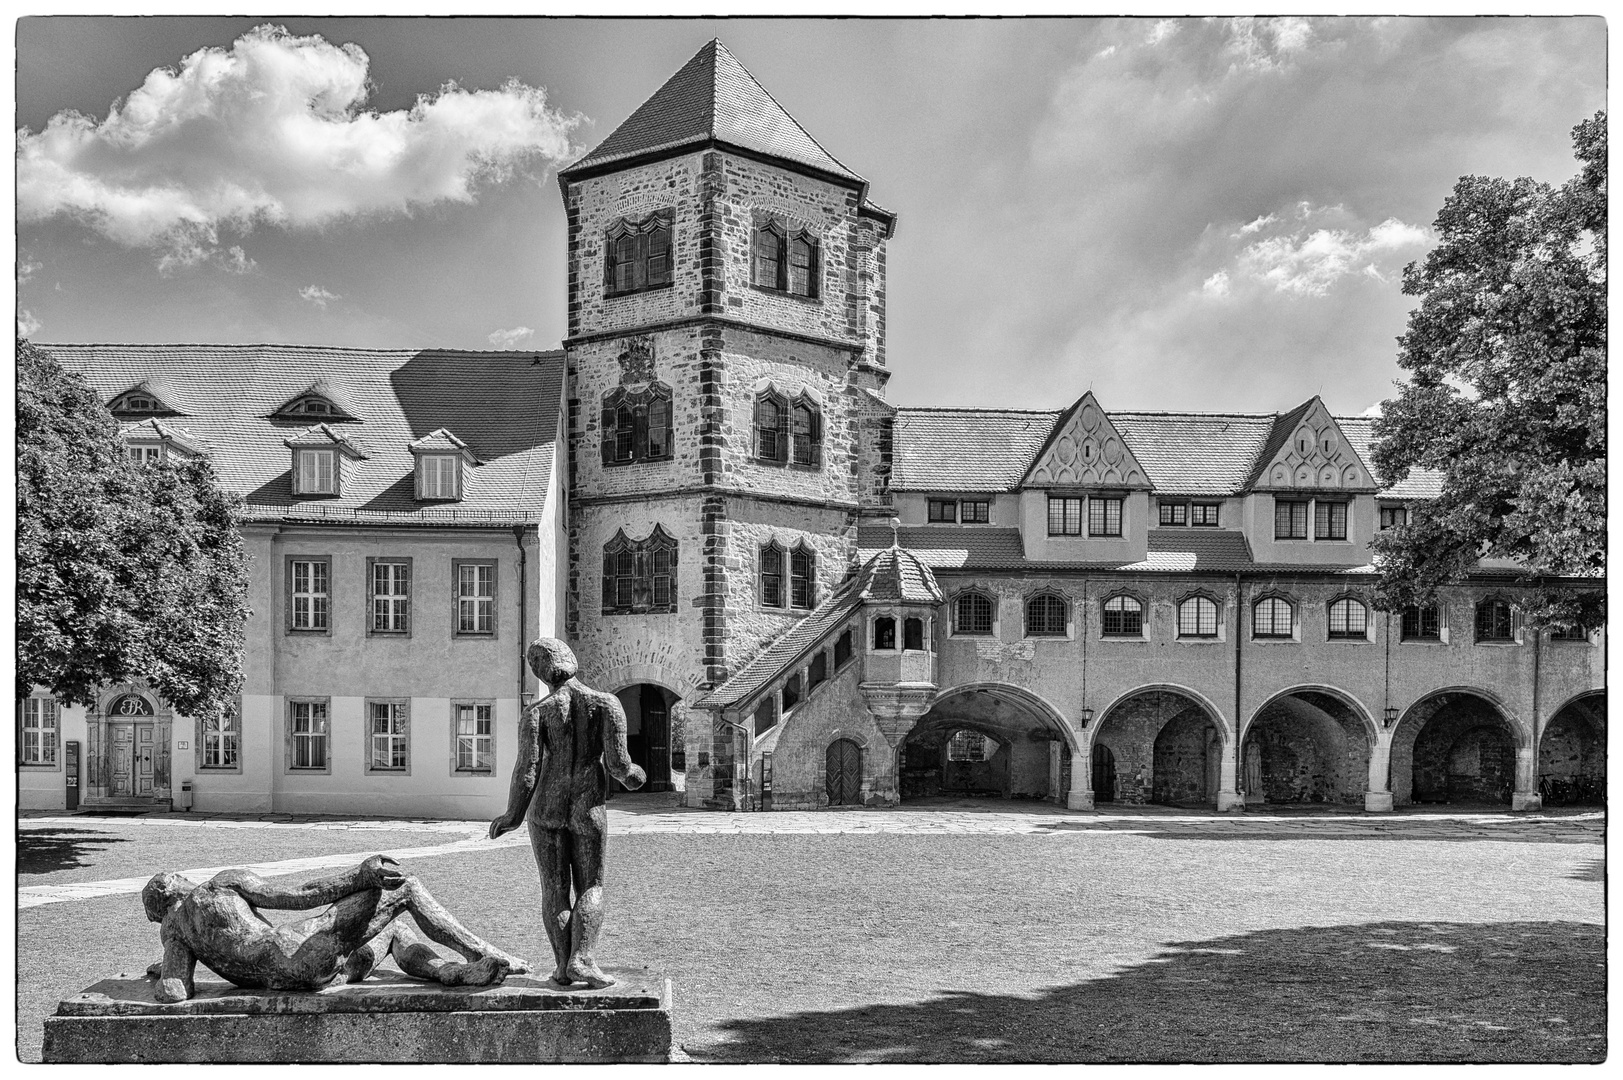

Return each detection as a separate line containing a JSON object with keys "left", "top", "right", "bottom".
{"left": 873, "top": 616, "right": 896, "bottom": 650}
{"left": 1101, "top": 594, "right": 1143, "bottom": 637}
{"left": 601, "top": 527, "right": 679, "bottom": 615}
{"left": 789, "top": 544, "right": 815, "bottom": 609}
{"left": 947, "top": 729, "right": 989, "bottom": 762}
{"left": 1177, "top": 596, "right": 1219, "bottom": 638}
{"left": 1025, "top": 593, "right": 1068, "bottom": 637}
{"left": 600, "top": 383, "right": 674, "bottom": 466}
{"left": 1253, "top": 596, "right": 1294, "bottom": 639}
{"left": 1402, "top": 604, "right": 1441, "bottom": 641}
{"left": 788, "top": 234, "right": 815, "bottom": 296}
{"left": 1475, "top": 598, "right": 1515, "bottom": 642}
{"left": 760, "top": 542, "right": 785, "bottom": 608}
{"left": 752, "top": 220, "right": 820, "bottom": 298}
{"left": 953, "top": 592, "right": 994, "bottom": 636}
{"left": 790, "top": 396, "right": 822, "bottom": 468}
{"left": 903, "top": 617, "right": 925, "bottom": 650}
{"left": 604, "top": 210, "right": 674, "bottom": 296}
{"left": 754, "top": 391, "right": 788, "bottom": 463}
{"left": 1327, "top": 597, "right": 1369, "bottom": 640}
{"left": 753, "top": 223, "right": 782, "bottom": 292}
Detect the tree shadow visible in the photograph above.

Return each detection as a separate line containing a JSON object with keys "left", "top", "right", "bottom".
{"left": 697, "top": 921, "right": 1604, "bottom": 1063}
{"left": 1567, "top": 859, "right": 1605, "bottom": 883}
{"left": 17, "top": 828, "right": 129, "bottom": 876}
{"left": 1037, "top": 821, "right": 1600, "bottom": 844}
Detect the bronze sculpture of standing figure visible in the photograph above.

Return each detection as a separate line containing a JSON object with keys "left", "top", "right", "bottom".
{"left": 490, "top": 637, "right": 646, "bottom": 989}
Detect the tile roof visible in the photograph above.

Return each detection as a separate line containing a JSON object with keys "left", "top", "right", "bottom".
{"left": 1337, "top": 416, "right": 1445, "bottom": 499}
{"left": 1243, "top": 396, "right": 1319, "bottom": 489}
{"left": 855, "top": 526, "right": 1257, "bottom": 573}
{"left": 44, "top": 343, "right": 563, "bottom": 527}
{"left": 856, "top": 526, "right": 1027, "bottom": 569}
{"left": 850, "top": 545, "right": 946, "bottom": 604}
{"left": 120, "top": 417, "right": 209, "bottom": 456}
{"left": 1108, "top": 412, "right": 1275, "bottom": 495}
{"left": 890, "top": 409, "right": 1059, "bottom": 492}
{"left": 563, "top": 39, "right": 865, "bottom": 187}
{"left": 1144, "top": 529, "right": 1255, "bottom": 572}
{"left": 693, "top": 582, "right": 864, "bottom": 711}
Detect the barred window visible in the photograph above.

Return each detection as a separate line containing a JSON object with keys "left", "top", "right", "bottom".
{"left": 1088, "top": 497, "right": 1123, "bottom": 537}
{"left": 1475, "top": 599, "right": 1514, "bottom": 642}
{"left": 947, "top": 729, "right": 989, "bottom": 762}
{"left": 1047, "top": 497, "right": 1083, "bottom": 536}
{"left": 760, "top": 542, "right": 785, "bottom": 608}
{"left": 1253, "top": 597, "right": 1293, "bottom": 639}
{"left": 1102, "top": 594, "right": 1142, "bottom": 637}
{"left": 604, "top": 211, "right": 674, "bottom": 295}
{"left": 1025, "top": 593, "right": 1068, "bottom": 636}
{"left": 1178, "top": 596, "right": 1219, "bottom": 638}
{"left": 602, "top": 527, "right": 679, "bottom": 615}
{"left": 1401, "top": 604, "right": 1441, "bottom": 641}
{"left": 954, "top": 592, "right": 994, "bottom": 636}
{"left": 789, "top": 544, "right": 815, "bottom": 610}
{"left": 1274, "top": 499, "right": 1308, "bottom": 539}
{"left": 1328, "top": 598, "right": 1368, "bottom": 639}
{"left": 1315, "top": 501, "right": 1348, "bottom": 541}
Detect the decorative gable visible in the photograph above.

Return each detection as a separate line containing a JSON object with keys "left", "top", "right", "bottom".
{"left": 1251, "top": 398, "right": 1377, "bottom": 492}
{"left": 273, "top": 379, "right": 358, "bottom": 422}
{"left": 408, "top": 428, "right": 478, "bottom": 502}
{"left": 1021, "top": 392, "right": 1150, "bottom": 489}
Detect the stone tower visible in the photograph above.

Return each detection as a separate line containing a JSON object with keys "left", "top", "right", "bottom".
{"left": 557, "top": 39, "right": 895, "bottom": 805}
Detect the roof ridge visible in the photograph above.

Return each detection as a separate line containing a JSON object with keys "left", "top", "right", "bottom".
{"left": 712, "top": 39, "right": 862, "bottom": 187}
{"left": 895, "top": 406, "right": 1061, "bottom": 416}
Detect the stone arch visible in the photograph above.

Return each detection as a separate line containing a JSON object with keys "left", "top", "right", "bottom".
{"left": 1390, "top": 688, "right": 1525, "bottom": 807}
{"left": 898, "top": 682, "right": 1076, "bottom": 803}
{"left": 601, "top": 668, "right": 701, "bottom": 796}
{"left": 1538, "top": 690, "right": 1605, "bottom": 806}
{"left": 1241, "top": 686, "right": 1377, "bottom": 806}
{"left": 1093, "top": 685, "right": 1228, "bottom": 808}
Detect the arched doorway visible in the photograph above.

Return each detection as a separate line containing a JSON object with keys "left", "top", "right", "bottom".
{"left": 826, "top": 738, "right": 863, "bottom": 806}
{"left": 1095, "top": 689, "right": 1224, "bottom": 808}
{"left": 1540, "top": 692, "right": 1605, "bottom": 806}
{"left": 1392, "top": 691, "right": 1521, "bottom": 807}
{"left": 612, "top": 684, "right": 678, "bottom": 792}
{"left": 1242, "top": 689, "right": 1373, "bottom": 806}
{"left": 898, "top": 685, "right": 1076, "bottom": 803}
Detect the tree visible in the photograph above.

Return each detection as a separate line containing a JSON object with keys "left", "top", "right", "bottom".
{"left": 1372, "top": 112, "right": 1606, "bottom": 630}
{"left": 17, "top": 340, "right": 250, "bottom": 716}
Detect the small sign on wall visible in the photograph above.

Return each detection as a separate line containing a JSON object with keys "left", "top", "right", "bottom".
{"left": 176, "top": 741, "right": 189, "bottom": 750}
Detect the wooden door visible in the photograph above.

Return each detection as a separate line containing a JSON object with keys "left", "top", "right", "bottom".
{"left": 110, "top": 725, "right": 134, "bottom": 797}
{"left": 645, "top": 692, "right": 670, "bottom": 790}
{"left": 1092, "top": 744, "right": 1116, "bottom": 802}
{"left": 826, "top": 739, "right": 862, "bottom": 806}
{"left": 135, "top": 725, "right": 156, "bottom": 796}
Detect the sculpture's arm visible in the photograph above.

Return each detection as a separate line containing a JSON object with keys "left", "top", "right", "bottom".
{"left": 216, "top": 857, "right": 403, "bottom": 911}
{"left": 153, "top": 928, "right": 197, "bottom": 1003}
{"left": 491, "top": 698, "right": 549, "bottom": 838}
{"left": 601, "top": 691, "right": 646, "bottom": 789}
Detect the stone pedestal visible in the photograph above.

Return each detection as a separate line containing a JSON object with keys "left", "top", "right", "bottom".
{"left": 1511, "top": 790, "right": 1544, "bottom": 812}
{"left": 1364, "top": 790, "right": 1395, "bottom": 813}
{"left": 43, "top": 968, "right": 672, "bottom": 1064}
{"left": 1065, "top": 788, "right": 1094, "bottom": 811}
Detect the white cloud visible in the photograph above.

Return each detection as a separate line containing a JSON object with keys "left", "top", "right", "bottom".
{"left": 16, "top": 24, "right": 579, "bottom": 267}
{"left": 1201, "top": 271, "right": 1231, "bottom": 298}
{"left": 1146, "top": 20, "right": 1179, "bottom": 46}
{"left": 1234, "top": 215, "right": 1430, "bottom": 297}
{"left": 1234, "top": 213, "right": 1277, "bottom": 237}
{"left": 223, "top": 246, "right": 256, "bottom": 274}
{"left": 18, "top": 309, "right": 42, "bottom": 338}
{"left": 19, "top": 256, "right": 43, "bottom": 283}
{"left": 1225, "top": 17, "right": 1317, "bottom": 72}
{"left": 299, "top": 285, "right": 339, "bottom": 308}
{"left": 487, "top": 326, "right": 536, "bottom": 350}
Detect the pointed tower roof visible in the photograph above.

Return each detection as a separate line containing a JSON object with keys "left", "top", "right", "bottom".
{"left": 562, "top": 39, "right": 866, "bottom": 189}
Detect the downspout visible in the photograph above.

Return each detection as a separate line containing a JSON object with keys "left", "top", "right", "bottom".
{"left": 514, "top": 526, "right": 529, "bottom": 707}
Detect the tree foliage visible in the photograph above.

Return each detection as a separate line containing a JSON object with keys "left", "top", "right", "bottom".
{"left": 17, "top": 341, "right": 250, "bottom": 715}
{"left": 1372, "top": 112, "right": 1606, "bottom": 630}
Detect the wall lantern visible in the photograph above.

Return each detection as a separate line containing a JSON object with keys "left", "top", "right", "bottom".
{"left": 1383, "top": 706, "right": 1400, "bottom": 729}
{"left": 1078, "top": 707, "right": 1095, "bottom": 728}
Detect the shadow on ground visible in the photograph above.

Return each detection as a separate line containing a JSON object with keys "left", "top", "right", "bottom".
{"left": 17, "top": 829, "right": 129, "bottom": 876}
{"left": 695, "top": 921, "right": 1604, "bottom": 1064}
{"left": 1036, "top": 821, "right": 1601, "bottom": 843}
{"left": 1567, "top": 859, "right": 1605, "bottom": 883}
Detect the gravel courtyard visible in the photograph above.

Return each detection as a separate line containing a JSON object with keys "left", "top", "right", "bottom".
{"left": 16, "top": 798, "right": 1605, "bottom": 1063}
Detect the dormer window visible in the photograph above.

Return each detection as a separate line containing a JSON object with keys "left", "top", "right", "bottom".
{"left": 128, "top": 444, "right": 163, "bottom": 465}
{"left": 285, "top": 397, "right": 335, "bottom": 417}
{"left": 296, "top": 449, "right": 336, "bottom": 494}
{"left": 114, "top": 393, "right": 160, "bottom": 414}
{"left": 419, "top": 455, "right": 461, "bottom": 500}
{"left": 273, "top": 380, "right": 357, "bottom": 422}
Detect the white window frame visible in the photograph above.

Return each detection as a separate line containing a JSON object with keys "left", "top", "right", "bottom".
{"left": 296, "top": 448, "right": 336, "bottom": 495}
{"left": 288, "top": 557, "right": 331, "bottom": 633}
{"left": 369, "top": 558, "right": 411, "bottom": 635}
{"left": 367, "top": 699, "right": 410, "bottom": 773}
{"left": 288, "top": 699, "right": 331, "bottom": 772}
{"left": 19, "top": 697, "right": 58, "bottom": 767}
{"left": 419, "top": 454, "right": 462, "bottom": 500}
{"left": 453, "top": 701, "right": 496, "bottom": 773}
{"left": 127, "top": 444, "right": 163, "bottom": 465}
{"left": 199, "top": 701, "right": 241, "bottom": 772}
{"left": 455, "top": 561, "right": 497, "bottom": 636}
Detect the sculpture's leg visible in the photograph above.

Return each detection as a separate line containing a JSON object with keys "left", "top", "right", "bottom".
{"left": 564, "top": 805, "right": 615, "bottom": 989}
{"left": 343, "top": 923, "right": 395, "bottom": 983}
{"left": 529, "top": 820, "right": 576, "bottom": 985}
{"left": 314, "top": 875, "right": 530, "bottom": 975}
{"left": 388, "top": 917, "right": 510, "bottom": 987}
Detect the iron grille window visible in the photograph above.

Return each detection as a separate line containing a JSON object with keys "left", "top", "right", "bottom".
{"left": 604, "top": 211, "right": 674, "bottom": 296}
{"left": 947, "top": 729, "right": 988, "bottom": 762}
{"left": 752, "top": 221, "right": 819, "bottom": 298}
{"left": 290, "top": 700, "right": 328, "bottom": 769}
{"left": 1048, "top": 497, "right": 1083, "bottom": 536}
{"left": 1102, "top": 595, "right": 1143, "bottom": 637}
{"left": 954, "top": 592, "right": 994, "bottom": 635}
{"left": 1401, "top": 605, "right": 1441, "bottom": 640}
{"left": 368, "top": 701, "right": 408, "bottom": 771}
{"left": 928, "top": 499, "right": 958, "bottom": 523}
{"left": 1274, "top": 499, "right": 1308, "bottom": 540}
{"left": 1026, "top": 594, "right": 1068, "bottom": 636}
{"left": 1315, "top": 501, "right": 1349, "bottom": 541}
{"left": 19, "top": 697, "right": 57, "bottom": 765}
{"left": 370, "top": 561, "right": 410, "bottom": 634}
{"left": 873, "top": 616, "right": 896, "bottom": 650}
{"left": 1178, "top": 596, "right": 1219, "bottom": 638}
{"left": 834, "top": 628, "right": 854, "bottom": 667}
{"left": 760, "top": 543, "right": 785, "bottom": 608}
{"left": 602, "top": 528, "right": 678, "bottom": 615}
{"left": 1475, "top": 599, "right": 1515, "bottom": 642}
{"left": 1191, "top": 503, "right": 1220, "bottom": 527}
{"left": 1327, "top": 598, "right": 1368, "bottom": 639}
{"left": 1253, "top": 597, "right": 1293, "bottom": 638}
{"left": 1088, "top": 497, "right": 1123, "bottom": 537}
{"left": 600, "top": 385, "right": 674, "bottom": 466}
{"left": 789, "top": 545, "right": 815, "bottom": 609}
{"left": 904, "top": 617, "right": 924, "bottom": 650}
{"left": 961, "top": 500, "right": 990, "bottom": 524}
{"left": 1159, "top": 501, "right": 1187, "bottom": 526}
{"left": 456, "top": 563, "right": 496, "bottom": 635}
{"left": 455, "top": 702, "right": 494, "bottom": 771}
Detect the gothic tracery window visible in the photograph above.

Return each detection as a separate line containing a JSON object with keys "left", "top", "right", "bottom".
{"left": 600, "top": 383, "right": 673, "bottom": 466}
{"left": 604, "top": 211, "right": 674, "bottom": 296}
{"left": 601, "top": 526, "right": 679, "bottom": 615}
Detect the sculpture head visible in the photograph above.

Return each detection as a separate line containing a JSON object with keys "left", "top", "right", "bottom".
{"left": 142, "top": 872, "right": 195, "bottom": 923}
{"left": 526, "top": 637, "right": 579, "bottom": 690}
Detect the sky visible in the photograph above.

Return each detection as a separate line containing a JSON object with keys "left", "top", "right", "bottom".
{"left": 14, "top": 16, "right": 1607, "bottom": 415}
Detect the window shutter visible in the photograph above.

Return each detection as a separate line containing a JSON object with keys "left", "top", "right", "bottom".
{"left": 600, "top": 402, "right": 616, "bottom": 465}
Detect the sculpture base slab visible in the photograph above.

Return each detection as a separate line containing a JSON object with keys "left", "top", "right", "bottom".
{"left": 43, "top": 968, "right": 672, "bottom": 1063}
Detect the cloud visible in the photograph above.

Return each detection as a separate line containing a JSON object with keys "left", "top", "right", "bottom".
{"left": 299, "top": 285, "right": 339, "bottom": 308}
{"left": 19, "top": 256, "right": 43, "bottom": 283}
{"left": 223, "top": 246, "right": 255, "bottom": 274}
{"left": 1201, "top": 271, "right": 1230, "bottom": 298}
{"left": 16, "top": 24, "right": 579, "bottom": 266}
{"left": 1225, "top": 17, "right": 1318, "bottom": 72}
{"left": 1146, "top": 20, "right": 1179, "bottom": 46}
{"left": 487, "top": 326, "right": 535, "bottom": 350}
{"left": 18, "top": 309, "right": 42, "bottom": 338}
{"left": 1235, "top": 214, "right": 1278, "bottom": 237}
{"left": 1233, "top": 212, "right": 1430, "bottom": 297}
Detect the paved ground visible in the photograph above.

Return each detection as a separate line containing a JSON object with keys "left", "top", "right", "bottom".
{"left": 16, "top": 796, "right": 1606, "bottom": 1063}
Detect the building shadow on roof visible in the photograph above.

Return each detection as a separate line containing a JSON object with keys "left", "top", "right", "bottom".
{"left": 355, "top": 474, "right": 421, "bottom": 514}
{"left": 388, "top": 351, "right": 559, "bottom": 461}
{"left": 243, "top": 473, "right": 296, "bottom": 507}
{"left": 693, "top": 920, "right": 1604, "bottom": 1063}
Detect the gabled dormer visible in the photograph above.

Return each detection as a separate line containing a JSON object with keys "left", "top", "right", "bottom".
{"left": 108, "top": 377, "right": 187, "bottom": 418}
{"left": 1243, "top": 397, "right": 1379, "bottom": 566}
{"left": 1021, "top": 392, "right": 1151, "bottom": 490}
{"left": 408, "top": 428, "right": 478, "bottom": 502}
{"left": 119, "top": 418, "right": 207, "bottom": 465}
{"left": 273, "top": 379, "right": 359, "bottom": 422}
{"left": 284, "top": 424, "right": 366, "bottom": 497}
{"left": 1247, "top": 397, "right": 1377, "bottom": 494}
{"left": 1018, "top": 392, "right": 1152, "bottom": 562}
